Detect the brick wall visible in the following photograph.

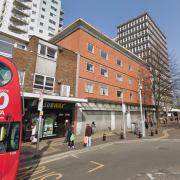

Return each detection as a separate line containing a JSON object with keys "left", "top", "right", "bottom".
{"left": 55, "top": 48, "right": 77, "bottom": 97}
{"left": 12, "top": 37, "right": 38, "bottom": 92}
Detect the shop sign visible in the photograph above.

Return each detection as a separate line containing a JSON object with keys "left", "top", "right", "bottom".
{"left": 43, "top": 102, "right": 74, "bottom": 110}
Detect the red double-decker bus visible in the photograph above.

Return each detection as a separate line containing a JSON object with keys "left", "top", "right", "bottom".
{"left": 0, "top": 56, "right": 22, "bottom": 180}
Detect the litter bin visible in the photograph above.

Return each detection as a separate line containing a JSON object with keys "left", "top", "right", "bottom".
{"left": 131, "top": 123, "right": 137, "bottom": 134}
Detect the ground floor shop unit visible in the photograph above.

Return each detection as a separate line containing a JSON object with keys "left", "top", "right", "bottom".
{"left": 75, "top": 102, "right": 156, "bottom": 135}
{"left": 21, "top": 92, "right": 87, "bottom": 141}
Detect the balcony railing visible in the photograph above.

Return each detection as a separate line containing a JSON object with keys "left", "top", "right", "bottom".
{"left": 9, "top": 23, "right": 28, "bottom": 33}
{"left": 12, "top": 6, "right": 30, "bottom": 17}
{"left": 10, "top": 14, "right": 29, "bottom": 25}
{"left": 14, "top": 0, "right": 32, "bottom": 9}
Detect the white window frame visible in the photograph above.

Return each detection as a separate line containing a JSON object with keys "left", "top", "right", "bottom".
{"left": 85, "top": 83, "right": 94, "bottom": 93}
{"left": 86, "top": 62, "right": 94, "bottom": 73}
{"left": 87, "top": 43, "right": 94, "bottom": 53}
{"left": 116, "top": 74, "right": 123, "bottom": 81}
{"left": 117, "top": 90, "right": 123, "bottom": 98}
{"left": 18, "top": 71, "right": 25, "bottom": 87}
{"left": 116, "top": 59, "right": 123, "bottom": 66}
{"left": 100, "top": 85, "right": 108, "bottom": 96}
{"left": 128, "top": 78, "right": 133, "bottom": 85}
{"left": 100, "top": 67, "right": 108, "bottom": 77}
{"left": 33, "top": 74, "right": 55, "bottom": 91}
{"left": 128, "top": 65, "right": 133, "bottom": 71}
{"left": 100, "top": 50, "right": 108, "bottom": 60}
{"left": 38, "top": 43, "right": 57, "bottom": 60}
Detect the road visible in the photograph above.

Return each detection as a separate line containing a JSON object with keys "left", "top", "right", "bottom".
{"left": 17, "top": 137, "right": 180, "bottom": 180}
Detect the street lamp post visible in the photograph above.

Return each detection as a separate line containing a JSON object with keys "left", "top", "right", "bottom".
{"left": 34, "top": 91, "right": 44, "bottom": 157}
{"left": 139, "top": 82, "right": 145, "bottom": 137}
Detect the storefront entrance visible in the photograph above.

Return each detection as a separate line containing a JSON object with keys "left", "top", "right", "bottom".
{"left": 22, "top": 99, "right": 75, "bottom": 141}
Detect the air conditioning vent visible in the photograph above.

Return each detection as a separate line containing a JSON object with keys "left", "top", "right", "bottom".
{"left": 60, "top": 85, "right": 70, "bottom": 97}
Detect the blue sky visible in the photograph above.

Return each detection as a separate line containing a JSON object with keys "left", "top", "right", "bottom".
{"left": 62, "top": 0, "right": 180, "bottom": 62}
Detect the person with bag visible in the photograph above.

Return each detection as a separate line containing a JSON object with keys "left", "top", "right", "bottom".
{"left": 85, "top": 123, "right": 93, "bottom": 147}
{"left": 70, "top": 131, "right": 75, "bottom": 149}
{"left": 30, "top": 123, "right": 37, "bottom": 144}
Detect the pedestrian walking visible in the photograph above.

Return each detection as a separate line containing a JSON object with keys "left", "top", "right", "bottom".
{"left": 64, "top": 120, "right": 70, "bottom": 143}
{"left": 85, "top": 123, "right": 93, "bottom": 147}
{"left": 67, "top": 128, "right": 72, "bottom": 149}
{"left": 70, "top": 130, "right": 75, "bottom": 149}
{"left": 30, "top": 123, "right": 37, "bottom": 144}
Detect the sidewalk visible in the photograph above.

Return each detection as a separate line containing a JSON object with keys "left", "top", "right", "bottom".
{"left": 20, "top": 127, "right": 165, "bottom": 164}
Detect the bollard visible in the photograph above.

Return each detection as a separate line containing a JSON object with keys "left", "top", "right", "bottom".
{"left": 103, "top": 134, "right": 106, "bottom": 141}
{"left": 138, "top": 132, "right": 142, "bottom": 138}
{"left": 120, "top": 132, "right": 124, "bottom": 139}
{"left": 155, "top": 129, "right": 158, "bottom": 134}
{"left": 151, "top": 130, "right": 154, "bottom": 136}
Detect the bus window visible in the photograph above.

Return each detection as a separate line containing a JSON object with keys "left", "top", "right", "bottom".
{"left": 7, "top": 123, "right": 20, "bottom": 152}
{"left": 0, "top": 62, "right": 12, "bottom": 86}
{"left": 0, "top": 123, "right": 7, "bottom": 152}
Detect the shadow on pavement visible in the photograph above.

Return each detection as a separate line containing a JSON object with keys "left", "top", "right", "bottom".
{"left": 17, "top": 140, "right": 53, "bottom": 180}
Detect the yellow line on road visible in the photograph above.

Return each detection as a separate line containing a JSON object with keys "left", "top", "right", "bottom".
{"left": 88, "top": 161, "right": 104, "bottom": 173}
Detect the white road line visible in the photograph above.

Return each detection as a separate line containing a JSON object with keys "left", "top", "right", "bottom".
{"left": 88, "top": 161, "right": 104, "bottom": 173}
{"left": 146, "top": 173, "right": 155, "bottom": 179}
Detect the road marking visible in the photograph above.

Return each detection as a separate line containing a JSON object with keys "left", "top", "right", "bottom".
{"left": 146, "top": 173, "right": 155, "bottom": 179}
{"left": 70, "top": 154, "right": 79, "bottom": 159}
{"left": 88, "top": 161, "right": 104, "bottom": 173}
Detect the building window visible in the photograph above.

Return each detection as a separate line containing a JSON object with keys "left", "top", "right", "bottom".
{"left": 49, "top": 19, "right": 56, "bottom": 25}
{"left": 86, "top": 62, "right": 94, "bottom": 72}
{"left": 100, "top": 50, "right": 108, "bottom": 60}
{"left": 32, "top": 11, "right": 36, "bottom": 14}
{"left": 43, "top": 1, "right": 46, "bottom": 5}
{"left": 30, "top": 26, "right": 34, "bottom": 30}
{"left": 85, "top": 83, "right": 93, "bottom": 93}
{"left": 48, "top": 26, "right": 55, "bottom": 32}
{"left": 52, "top": 0, "right": 58, "bottom": 4}
{"left": 42, "top": 8, "right": 45, "bottom": 12}
{"left": 34, "top": 74, "right": 54, "bottom": 91}
{"left": 117, "top": 90, "right": 123, "bottom": 98}
{"left": 130, "top": 92, "right": 133, "bottom": 101}
{"left": 87, "top": 43, "right": 94, "bottom": 53}
{"left": 40, "top": 22, "right": 44, "bottom": 26}
{"left": 100, "top": 86, "right": 108, "bottom": 96}
{"left": 41, "top": 15, "right": 45, "bottom": 19}
{"left": 38, "top": 44, "right": 57, "bottom": 59}
{"left": 51, "top": 6, "right": 57, "bottom": 11}
{"left": 100, "top": 67, "right": 108, "bottom": 77}
{"left": 48, "top": 33, "right": 54, "bottom": 37}
{"left": 117, "top": 59, "right": 123, "bottom": 66}
{"left": 31, "top": 19, "right": 35, "bottom": 22}
{"left": 128, "top": 65, "right": 133, "bottom": 71}
{"left": 128, "top": 78, "right": 133, "bottom": 85}
{"left": 33, "top": 3, "right": 37, "bottom": 7}
{"left": 116, "top": 74, "right": 123, "bottom": 81}
{"left": 39, "top": 29, "right": 43, "bottom": 33}
{"left": 18, "top": 71, "right": 25, "bottom": 87}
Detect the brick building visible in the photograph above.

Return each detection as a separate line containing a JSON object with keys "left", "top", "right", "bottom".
{"left": 11, "top": 19, "right": 155, "bottom": 138}
{"left": 51, "top": 19, "right": 154, "bottom": 135}
{"left": 12, "top": 36, "right": 87, "bottom": 139}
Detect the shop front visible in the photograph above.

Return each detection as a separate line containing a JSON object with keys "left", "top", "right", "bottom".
{"left": 22, "top": 93, "right": 88, "bottom": 142}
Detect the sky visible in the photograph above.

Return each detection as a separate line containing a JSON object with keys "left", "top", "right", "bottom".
{"left": 62, "top": 0, "right": 180, "bottom": 62}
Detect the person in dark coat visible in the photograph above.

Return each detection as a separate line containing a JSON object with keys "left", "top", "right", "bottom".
{"left": 67, "top": 128, "right": 72, "bottom": 149}
{"left": 85, "top": 124, "right": 93, "bottom": 147}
